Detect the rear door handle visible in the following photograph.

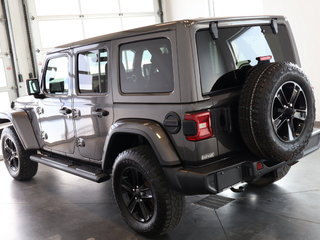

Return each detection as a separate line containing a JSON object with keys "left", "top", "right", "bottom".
{"left": 92, "top": 108, "right": 109, "bottom": 118}
{"left": 59, "top": 107, "right": 72, "bottom": 115}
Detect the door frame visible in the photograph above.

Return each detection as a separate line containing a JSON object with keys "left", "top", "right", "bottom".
{"left": 72, "top": 41, "right": 113, "bottom": 161}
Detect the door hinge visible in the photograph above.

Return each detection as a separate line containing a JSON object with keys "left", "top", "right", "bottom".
{"left": 41, "top": 131, "right": 48, "bottom": 140}
{"left": 72, "top": 109, "right": 81, "bottom": 119}
{"left": 76, "top": 138, "right": 85, "bottom": 147}
{"left": 36, "top": 107, "right": 44, "bottom": 115}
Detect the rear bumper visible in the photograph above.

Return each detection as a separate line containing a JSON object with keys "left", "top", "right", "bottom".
{"left": 164, "top": 128, "right": 320, "bottom": 195}
{"left": 164, "top": 155, "right": 285, "bottom": 194}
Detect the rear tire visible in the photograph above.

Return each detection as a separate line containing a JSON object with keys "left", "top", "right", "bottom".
{"left": 112, "top": 146, "right": 184, "bottom": 237}
{"left": 1, "top": 127, "right": 38, "bottom": 181}
{"left": 248, "top": 164, "right": 291, "bottom": 187}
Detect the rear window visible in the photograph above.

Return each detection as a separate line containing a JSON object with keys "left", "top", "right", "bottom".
{"left": 119, "top": 38, "right": 174, "bottom": 93}
{"left": 196, "top": 25, "right": 296, "bottom": 95}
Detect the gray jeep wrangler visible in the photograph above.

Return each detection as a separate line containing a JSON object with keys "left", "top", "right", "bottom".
{"left": 0, "top": 16, "right": 319, "bottom": 236}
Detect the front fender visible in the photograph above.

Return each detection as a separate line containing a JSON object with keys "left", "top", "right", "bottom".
{"left": 102, "top": 119, "right": 181, "bottom": 168}
{"left": 0, "top": 110, "right": 40, "bottom": 150}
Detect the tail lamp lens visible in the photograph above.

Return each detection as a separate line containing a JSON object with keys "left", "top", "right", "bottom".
{"left": 184, "top": 111, "right": 213, "bottom": 141}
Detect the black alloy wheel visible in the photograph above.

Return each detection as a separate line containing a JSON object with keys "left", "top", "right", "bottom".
{"left": 1, "top": 127, "right": 38, "bottom": 181}
{"left": 112, "top": 146, "right": 184, "bottom": 236}
{"left": 272, "top": 81, "right": 307, "bottom": 142}
{"left": 120, "top": 166, "right": 154, "bottom": 223}
{"left": 3, "top": 137, "right": 19, "bottom": 172}
{"left": 239, "top": 62, "right": 315, "bottom": 162}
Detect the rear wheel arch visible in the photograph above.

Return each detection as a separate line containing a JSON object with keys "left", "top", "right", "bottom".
{"left": 102, "top": 120, "right": 181, "bottom": 171}
{"left": 103, "top": 132, "right": 150, "bottom": 170}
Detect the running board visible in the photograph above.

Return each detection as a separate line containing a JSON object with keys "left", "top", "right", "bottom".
{"left": 303, "top": 128, "right": 320, "bottom": 156}
{"left": 30, "top": 154, "right": 110, "bottom": 183}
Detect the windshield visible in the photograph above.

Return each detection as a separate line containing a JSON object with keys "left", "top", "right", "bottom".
{"left": 196, "top": 25, "right": 296, "bottom": 95}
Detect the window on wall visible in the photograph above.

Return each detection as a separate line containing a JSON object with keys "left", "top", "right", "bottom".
{"left": 44, "top": 57, "right": 69, "bottom": 95}
{"left": 27, "top": 0, "right": 161, "bottom": 73}
{"left": 78, "top": 49, "right": 108, "bottom": 93}
{"left": 120, "top": 38, "right": 174, "bottom": 93}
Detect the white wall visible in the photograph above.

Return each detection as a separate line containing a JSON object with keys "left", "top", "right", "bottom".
{"left": 263, "top": 0, "right": 320, "bottom": 120}
{"left": 162, "top": 0, "right": 212, "bottom": 21}
{"left": 163, "top": 0, "right": 264, "bottom": 21}
{"left": 213, "top": 0, "right": 263, "bottom": 16}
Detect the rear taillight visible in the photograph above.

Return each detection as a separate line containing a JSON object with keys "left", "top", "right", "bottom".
{"left": 183, "top": 111, "right": 213, "bottom": 141}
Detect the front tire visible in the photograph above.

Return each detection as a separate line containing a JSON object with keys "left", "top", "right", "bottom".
{"left": 112, "top": 146, "right": 184, "bottom": 237}
{"left": 1, "top": 127, "right": 38, "bottom": 181}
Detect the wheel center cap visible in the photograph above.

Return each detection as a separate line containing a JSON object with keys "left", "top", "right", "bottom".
{"left": 284, "top": 108, "right": 295, "bottom": 119}
{"left": 134, "top": 188, "right": 141, "bottom": 197}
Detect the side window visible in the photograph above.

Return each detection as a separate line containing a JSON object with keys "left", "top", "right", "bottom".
{"left": 119, "top": 38, "right": 174, "bottom": 93}
{"left": 122, "top": 50, "right": 135, "bottom": 72}
{"left": 141, "top": 50, "right": 152, "bottom": 79}
{"left": 78, "top": 49, "right": 108, "bottom": 93}
{"left": 45, "top": 57, "right": 69, "bottom": 94}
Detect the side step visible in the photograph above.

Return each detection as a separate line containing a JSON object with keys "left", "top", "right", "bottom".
{"left": 303, "top": 128, "right": 320, "bottom": 156}
{"left": 30, "top": 154, "right": 110, "bottom": 183}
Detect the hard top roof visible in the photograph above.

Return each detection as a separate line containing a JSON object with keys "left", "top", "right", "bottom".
{"left": 50, "top": 15, "right": 285, "bottom": 53}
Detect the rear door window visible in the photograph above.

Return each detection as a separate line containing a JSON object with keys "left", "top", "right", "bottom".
{"left": 119, "top": 38, "right": 174, "bottom": 93}
{"left": 78, "top": 49, "right": 108, "bottom": 93}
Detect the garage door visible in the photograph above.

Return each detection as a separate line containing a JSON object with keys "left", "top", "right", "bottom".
{"left": 27, "top": 0, "right": 161, "bottom": 69}
{"left": 0, "top": 4, "right": 17, "bottom": 112}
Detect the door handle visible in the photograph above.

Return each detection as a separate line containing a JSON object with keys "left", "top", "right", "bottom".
{"left": 92, "top": 108, "right": 109, "bottom": 118}
{"left": 59, "top": 107, "right": 72, "bottom": 115}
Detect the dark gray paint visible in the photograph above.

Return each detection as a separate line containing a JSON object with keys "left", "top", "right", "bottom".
{"left": 72, "top": 42, "right": 113, "bottom": 161}
{"left": 0, "top": 110, "right": 39, "bottom": 149}
{"left": 102, "top": 118, "right": 181, "bottom": 167}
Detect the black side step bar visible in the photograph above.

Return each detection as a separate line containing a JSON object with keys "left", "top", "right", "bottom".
{"left": 303, "top": 128, "right": 320, "bottom": 156}
{"left": 30, "top": 154, "right": 110, "bottom": 183}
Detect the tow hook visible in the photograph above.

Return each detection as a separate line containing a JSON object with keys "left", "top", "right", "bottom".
{"left": 230, "top": 185, "right": 245, "bottom": 193}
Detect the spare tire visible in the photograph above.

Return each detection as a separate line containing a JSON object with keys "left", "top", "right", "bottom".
{"left": 239, "top": 62, "right": 315, "bottom": 162}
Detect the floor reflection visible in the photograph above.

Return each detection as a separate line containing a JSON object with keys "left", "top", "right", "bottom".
{"left": 0, "top": 150, "right": 320, "bottom": 240}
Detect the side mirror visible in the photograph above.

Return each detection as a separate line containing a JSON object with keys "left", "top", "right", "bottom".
{"left": 26, "top": 78, "right": 40, "bottom": 95}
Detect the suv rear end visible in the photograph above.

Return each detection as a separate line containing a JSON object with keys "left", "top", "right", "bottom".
{"left": 163, "top": 16, "right": 317, "bottom": 194}
{"left": 176, "top": 16, "right": 299, "bottom": 163}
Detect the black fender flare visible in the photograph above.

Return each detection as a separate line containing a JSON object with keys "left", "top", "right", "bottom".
{"left": 102, "top": 119, "right": 181, "bottom": 169}
{"left": 0, "top": 110, "right": 40, "bottom": 150}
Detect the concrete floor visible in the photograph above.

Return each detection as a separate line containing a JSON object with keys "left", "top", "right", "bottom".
{"left": 0, "top": 150, "right": 320, "bottom": 240}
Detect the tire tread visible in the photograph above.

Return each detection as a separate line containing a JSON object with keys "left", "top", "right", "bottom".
{"left": 112, "top": 145, "right": 184, "bottom": 237}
